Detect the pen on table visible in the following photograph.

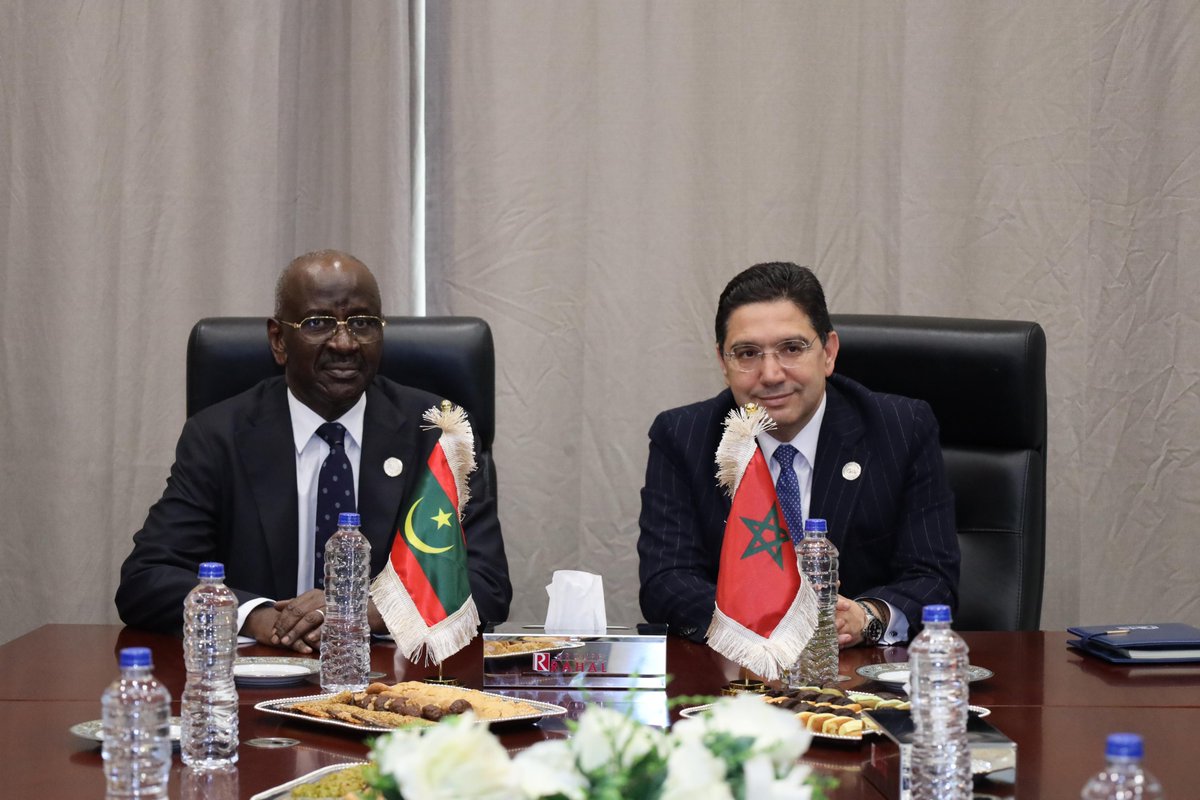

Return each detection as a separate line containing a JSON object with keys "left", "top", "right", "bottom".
{"left": 1101, "top": 629, "right": 1130, "bottom": 635}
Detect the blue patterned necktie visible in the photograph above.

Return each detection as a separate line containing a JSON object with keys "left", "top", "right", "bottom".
{"left": 773, "top": 444, "right": 805, "bottom": 545}
{"left": 314, "top": 422, "right": 357, "bottom": 589}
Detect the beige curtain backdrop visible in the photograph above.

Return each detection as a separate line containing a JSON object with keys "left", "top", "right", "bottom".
{"left": 2, "top": 1, "right": 1197, "bottom": 645}
{"left": 0, "top": 1, "right": 414, "bottom": 644}
{"left": 425, "top": 1, "right": 1200, "bottom": 632}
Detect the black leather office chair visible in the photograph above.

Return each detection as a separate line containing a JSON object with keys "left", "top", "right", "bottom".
{"left": 831, "top": 314, "right": 1047, "bottom": 631}
{"left": 186, "top": 315, "right": 496, "bottom": 454}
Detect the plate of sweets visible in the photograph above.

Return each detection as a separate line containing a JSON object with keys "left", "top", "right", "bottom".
{"left": 482, "top": 636, "right": 585, "bottom": 659}
{"left": 680, "top": 685, "right": 909, "bottom": 742}
{"left": 255, "top": 680, "right": 567, "bottom": 733}
{"left": 248, "top": 762, "right": 369, "bottom": 800}
{"left": 681, "top": 685, "right": 988, "bottom": 743}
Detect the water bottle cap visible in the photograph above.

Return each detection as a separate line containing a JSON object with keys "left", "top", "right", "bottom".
{"left": 803, "top": 518, "right": 828, "bottom": 533}
{"left": 338, "top": 512, "right": 361, "bottom": 527}
{"left": 921, "top": 604, "right": 952, "bottom": 623}
{"left": 1105, "top": 732, "right": 1144, "bottom": 759}
{"left": 118, "top": 647, "right": 153, "bottom": 669}
{"left": 198, "top": 562, "right": 225, "bottom": 579}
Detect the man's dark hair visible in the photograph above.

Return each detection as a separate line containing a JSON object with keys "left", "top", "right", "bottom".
{"left": 714, "top": 262, "right": 832, "bottom": 347}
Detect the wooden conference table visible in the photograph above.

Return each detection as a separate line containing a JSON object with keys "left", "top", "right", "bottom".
{"left": 2, "top": 625, "right": 1198, "bottom": 798}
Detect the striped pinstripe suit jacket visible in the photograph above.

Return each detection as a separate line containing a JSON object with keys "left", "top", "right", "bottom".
{"left": 637, "top": 374, "right": 959, "bottom": 641}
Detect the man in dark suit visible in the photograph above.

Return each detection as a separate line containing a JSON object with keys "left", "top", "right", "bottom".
{"left": 638, "top": 262, "right": 957, "bottom": 645}
{"left": 117, "top": 250, "right": 511, "bottom": 652}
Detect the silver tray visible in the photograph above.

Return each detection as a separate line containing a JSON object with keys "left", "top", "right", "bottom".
{"left": 255, "top": 688, "right": 567, "bottom": 733}
{"left": 248, "top": 762, "right": 368, "bottom": 800}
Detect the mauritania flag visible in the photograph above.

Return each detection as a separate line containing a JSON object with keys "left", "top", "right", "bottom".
{"left": 705, "top": 405, "right": 817, "bottom": 681}
{"left": 371, "top": 404, "right": 480, "bottom": 664}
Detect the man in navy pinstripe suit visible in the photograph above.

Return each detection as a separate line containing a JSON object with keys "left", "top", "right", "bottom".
{"left": 638, "top": 263, "right": 959, "bottom": 645}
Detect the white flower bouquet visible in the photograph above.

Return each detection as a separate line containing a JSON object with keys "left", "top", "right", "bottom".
{"left": 361, "top": 694, "right": 831, "bottom": 800}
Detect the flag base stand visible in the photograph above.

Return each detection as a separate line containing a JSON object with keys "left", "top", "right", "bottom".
{"left": 423, "top": 675, "right": 461, "bottom": 686}
{"left": 423, "top": 663, "right": 461, "bottom": 686}
{"left": 721, "top": 678, "right": 767, "bottom": 695}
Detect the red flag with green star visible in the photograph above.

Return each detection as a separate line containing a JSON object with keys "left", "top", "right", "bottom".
{"left": 706, "top": 406, "right": 817, "bottom": 681}
{"left": 371, "top": 404, "right": 480, "bottom": 664}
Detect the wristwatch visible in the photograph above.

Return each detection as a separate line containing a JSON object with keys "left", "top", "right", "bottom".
{"left": 856, "top": 600, "right": 885, "bottom": 646}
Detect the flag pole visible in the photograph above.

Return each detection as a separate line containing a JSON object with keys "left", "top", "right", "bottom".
{"left": 424, "top": 659, "right": 460, "bottom": 686}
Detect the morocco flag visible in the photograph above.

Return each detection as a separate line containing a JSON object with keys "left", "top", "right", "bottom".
{"left": 371, "top": 403, "right": 480, "bottom": 664}
{"left": 705, "top": 405, "right": 817, "bottom": 681}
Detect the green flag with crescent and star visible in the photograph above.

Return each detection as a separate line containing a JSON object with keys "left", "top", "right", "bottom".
{"left": 371, "top": 403, "right": 480, "bottom": 664}
{"left": 393, "top": 443, "right": 472, "bottom": 621}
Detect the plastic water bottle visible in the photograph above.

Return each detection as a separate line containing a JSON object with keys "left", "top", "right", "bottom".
{"left": 101, "top": 646, "right": 171, "bottom": 799}
{"left": 181, "top": 765, "right": 239, "bottom": 800}
{"left": 181, "top": 561, "right": 239, "bottom": 768}
{"left": 909, "top": 604, "right": 972, "bottom": 800}
{"left": 321, "top": 511, "right": 371, "bottom": 692}
{"left": 790, "top": 518, "right": 839, "bottom": 686}
{"left": 1080, "top": 733, "right": 1164, "bottom": 799}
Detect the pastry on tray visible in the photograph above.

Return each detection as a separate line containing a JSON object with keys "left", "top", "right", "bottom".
{"left": 283, "top": 681, "right": 544, "bottom": 727}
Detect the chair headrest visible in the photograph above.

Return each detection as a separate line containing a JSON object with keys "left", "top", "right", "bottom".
{"left": 186, "top": 316, "right": 496, "bottom": 448}
{"left": 831, "top": 314, "right": 1046, "bottom": 450}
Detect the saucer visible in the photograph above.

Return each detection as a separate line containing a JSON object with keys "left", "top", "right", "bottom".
{"left": 855, "top": 662, "right": 994, "bottom": 687}
{"left": 233, "top": 657, "right": 319, "bottom": 687}
{"left": 71, "top": 717, "right": 182, "bottom": 746}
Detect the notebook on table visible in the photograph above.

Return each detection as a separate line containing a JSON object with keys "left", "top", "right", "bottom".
{"left": 1067, "top": 623, "right": 1200, "bottom": 664}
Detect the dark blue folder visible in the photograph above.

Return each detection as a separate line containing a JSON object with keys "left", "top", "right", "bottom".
{"left": 1067, "top": 623, "right": 1200, "bottom": 664}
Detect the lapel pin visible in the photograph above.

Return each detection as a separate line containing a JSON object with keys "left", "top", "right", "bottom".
{"left": 384, "top": 457, "right": 403, "bottom": 477}
{"left": 841, "top": 461, "right": 862, "bottom": 481}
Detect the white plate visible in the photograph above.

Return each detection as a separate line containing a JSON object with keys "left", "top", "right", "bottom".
{"left": 248, "top": 761, "right": 369, "bottom": 800}
{"left": 234, "top": 657, "right": 319, "bottom": 687}
{"left": 855, "top": 662, "right": 995, "bottom": 687}
{"left": 256, "top": 689, "right": 568, "bottom": 733}
{"left": 70, "top": 717, "right": 182, "bottom": 745}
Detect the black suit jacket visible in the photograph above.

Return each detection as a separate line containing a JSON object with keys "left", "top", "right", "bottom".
{"left": 117, "top": 376, "right": 511, "bottom": 633}
{"left": 637, "top": 374, "right": 958, "bottom": 641}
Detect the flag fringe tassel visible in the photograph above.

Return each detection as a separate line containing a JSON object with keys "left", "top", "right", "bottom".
{"left": 422, "top": 404, "right": 476, "bottom": 513}
{"left": 715, "top": 405, "right": 776, "bottom": 497}
{"left": 705, "top": 580, "right": 820, "bottom": 683}
{"left": 371, "top": 564, "right": 480, "bottom": 666}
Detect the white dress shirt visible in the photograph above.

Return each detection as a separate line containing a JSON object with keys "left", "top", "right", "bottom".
{"left": 235, "top": 390, "right": 366, "bottom": 633}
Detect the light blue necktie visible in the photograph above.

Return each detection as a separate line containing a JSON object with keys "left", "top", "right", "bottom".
{"left": 773, "top": 444, "right": 805, "bottom": 545}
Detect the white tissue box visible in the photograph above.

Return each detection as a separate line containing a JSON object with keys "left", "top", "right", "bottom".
{"left": 482, "top": 627, "right": 667, "bottom": 689}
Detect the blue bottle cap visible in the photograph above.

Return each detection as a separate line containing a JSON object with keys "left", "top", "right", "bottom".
{"left": 803, "top": 518, "right": 828, "bottom": 533}
{"left": 921, "top": 604, "right": 952, "bottom": 623}
{"left": 338, "top": 512, "right": 361, "bottom": 527}
{"left": 198, "top": 562, "right": 225, "bottom": 579}
{"left": 119, "top": 647, "right": 153, "bottom": 669}
{"left": 1105, "top": 733, "right": 1144, "bottom": 759}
